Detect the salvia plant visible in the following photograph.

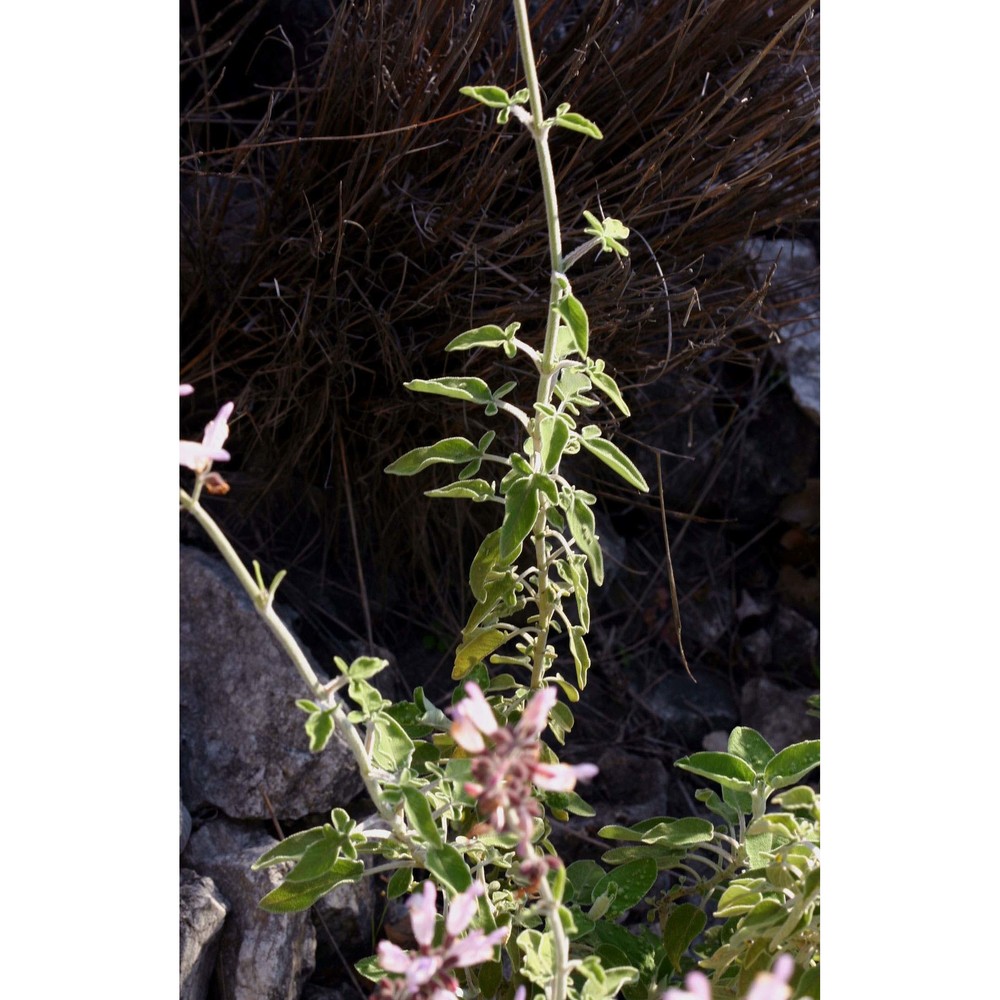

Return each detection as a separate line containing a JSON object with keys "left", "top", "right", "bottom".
{"left": 179, "top": 4, "right": 819, "bottom": 1000}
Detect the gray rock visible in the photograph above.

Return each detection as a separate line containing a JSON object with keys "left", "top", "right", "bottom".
{"left": 740, "top": 677, "right": 819, "bottom": 752}
{"left": 770, "top": 605, "right": 818, "bottom": 674}
{"left": 639, "top": 668, "right": 739, "bottom": 744}
{"left": 180, "top": 545, "right": 363, "bottom": 820}
{"left": 181, "top": 795, "right": 193, "bottom": 854}
{"left": 743, "top": 238, "right": 820, "bottom": 423}
{"left": 313, "top": 865, "right": 377, "bottom": 966}
{"left": 180, "top": 869, "right": 229, "bottom": 1000}
{"left": 183, "top": 818, "right": 316, "bottom": 1000}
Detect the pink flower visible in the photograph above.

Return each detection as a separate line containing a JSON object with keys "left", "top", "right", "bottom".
{"left": 449, "top": 683, "right": 597, "bottom": 856}
{"left": 745, "top": 955, "right": 794, "bottom": 1000}
{"left": 179, "top": 384, "right": 194, "bottom": 396}
{"left": 180, "top": 401, "right": 234, "bottom": 473}
{"left": 372, "top": 882, "right": 508, "bottom": 1000}
{"left": 662, "top": 956, "right": 796, "bottom": 1000}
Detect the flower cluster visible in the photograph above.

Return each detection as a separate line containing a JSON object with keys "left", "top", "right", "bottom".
{"left": 371, "top": 881, "right": 508, "bottom": 1000}
{"left": 663, "top": 955, "right": 797, "bottom": 1000}
{"left": 450, "top": 682, "right": 597, "bottom": 856}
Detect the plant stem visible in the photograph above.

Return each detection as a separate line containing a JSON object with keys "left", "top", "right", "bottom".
{"left": 180, "top": 488, "right": 427, "bottom": 866}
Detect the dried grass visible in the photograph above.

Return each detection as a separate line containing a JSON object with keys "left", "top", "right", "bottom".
{"left": 180, "top": 0, "right": 819, "bottom": 640}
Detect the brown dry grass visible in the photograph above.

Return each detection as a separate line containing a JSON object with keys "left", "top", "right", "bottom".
{"left": 180, "top": 0, "right": 819, "bottom": 643}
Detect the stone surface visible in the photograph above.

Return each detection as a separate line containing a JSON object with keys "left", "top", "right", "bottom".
{"left": 181, "top": 795, "right": 193, "bottom": 854}
{"left": 312, "top": 865, "right": 377, "bottom": 968}
{"left": 770, "top": 605, "right": 819, "bottom": 674}
{"left": 638, "top": 668, "right": 739, "bottom": 744}
{"left": 183, "top": 818, "right": 317, "bottom": 1000}
{"left": 740, "top": 677, "right": 819, "bottom": 752}
{"left": 743, "top": 238, "right": 820, "bottom": 423}
{"left": 180, "top": 545, "right": 363, "bottom": 820}
{"left": 180, "top": 869, "right": 229, "bottom": 1000}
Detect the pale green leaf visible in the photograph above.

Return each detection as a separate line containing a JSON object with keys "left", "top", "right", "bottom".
{"left": 385, "top": 437, "right": 481, "bottom": 476}
{"left": 454, "top": 628, "right": 509, "bottom": 679}
{"left": 579, "top": 434, "right": 649, "bottom": 492}
{"left": 424, "top": 479, "right": 496, "bottom": 502}
{"left": 460, "top": 85, "right": 511, "bottom": 109}
{"left": 404, "top": 377, "right": 493, "bottom": 404}
{"left": 444, "top": 324, "right": 508, "bottom": 351}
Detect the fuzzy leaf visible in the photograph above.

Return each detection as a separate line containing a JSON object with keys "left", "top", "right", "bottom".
{"left": 445, "top": 324, "right": 508, "bottom": 351}
{"left": 539, "top": 413, "right": 572, "bottom": 472}
{"left": 662, "top": 903, "right": 707, "bottom": 971}
{"left": 588, "top": 366, "right": 631, "bottom": 416}
{"left": 371, "top": 713, "right": 414, "bottom": 770}
{"left": 454, "top": 628, "right": 509, "bottom": 679}
{"left": 499, "top": 476, "right": 540, "bottom": 563}
{"left": 728, "top": 727, "right": 776, "bottom": 775}
{"left": 553, "top": 112, "right": 604, "bottom": 139}
{"left": 564, "top": 492, "right": 604, "bottom": 585}
{"left": 385, "top": 437, "right": 481, "bottom": 476}
{"left": 763, "top": 740, "right": 820, "bottom": 791}
{"left": 555, "top": 294, "right": 590, "bottom": 357}
{"left": 424, "top": 479, "right": 496, "bottom": 502}
{"left": 304, "top": 710, "right": 335, "bottom": 753}
{"left": 347, "top": 656, "right": 389, "bottom": 680}
{"left": 425, "top": 844, "right": 472, "bottom": 894}
{"left": 252, "top": 827, "right": 327, "bottom": 870}
{"left": 386, "top": 866, "right": 414, "bottom": 900}
{"left": 568, "top": 625, "right": 591, "bottom": 689}
{"left": 404, "top": 377, "right": 493, "bottom": 404}
{"left": 460, "top": 84, "right": 511, "bottom": 109}
{"left": 402, "top": 786, "right": 443, "bottom": 847}
{"left": 469, "top": 528, "right": 504, "bottom": 603}
{"left": 579, "top": 434, "right": 649, "bottom": 492}
{"left": 590, "top": 858, "right": 657, "bottom": 918}
{"left": 675, "top": 752, "right": 757, "bottom": 792}
{"left": 258, "top": 859, "right": 364, "bottom": 913}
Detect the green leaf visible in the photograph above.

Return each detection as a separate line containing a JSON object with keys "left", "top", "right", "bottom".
{"left": 674, "top": 752, "right": 758, "bottom": 792}
{"left": 548, "top": 700, "right": 575, "bottom": 745}
{"left": 590, "top": 858, "right": 657, "bottom": 917}
{"left": 425, "top": 479, "right": 496, "bottom": 502}
{"left": 444, "top": 324, "right": 508, "bottom": 351}
{"left": 304, "top": 710, "right": 335, "bottom": 753}
{"left": 402, "top": 786, "right": 443, "bottom": 847}
{"left": 348, "top": 677, "right": 388, "bottom": 718}
{"left": 285, "top": 831, "right": 343, "bottom": 882}
{"left": 385, "top": 866, "right": 414, "bottom": 900}
{"left": 588, "top": 362, "right": 631, "bottom": 416}
{"left": 579, "top": 433, "right": 649, "bottom": 492}
{"left": 355, "top": 955, "right": 383, "bottom": 984}
{"left": 517, "top": 929, "right": 555, "bottom": 985}
{"left": 252, "top": 827, "right": 327, "bottom": 870}
{"left": 568, "top": 625, "right": 591, "bottom": 689}
{"left": 385, "top": 437, "right": 481, "bottom": 476}
{"left": 694, "top": 788, "right": 743, "bottom": 826}
{"left": 454, "top": 628, "right": 509, "bottom": 679}
{"left": 728, "top": 727, "right": 776, "bottom": 774}
{"left": 425, "top": 844, "right": 472, "bottom": 894}
{"left": 600, "top": 844, "right": 686, "bottom": 869}
{"left": 347, "top": 656, "right": 389, "bottom": 680}
{"left": 499, "top": 475, "right": 540, "bottom": 563}
{"left": 553, "top": 111, "right": 604, "bottom": 139}
{"left": 539, "top": 413, "right": 571, "bottom": 472}
{"left": 564, "top": 492, "right": 604, "bottom": 585}
{"left": 371, "top": 713, "right": 414, "bottom": 770}
{"left": 662, "top": 903, "right": 707, "bottom": 970}
{"left": 763, "top": 740, "right": 820, "bottom": 791}
{"left": 460, "top": 84, "right": 511, "bottom": 109}
{"left": 404, "top": 377, "right": 493, "bottom": 405}
{"left": 469, "top": 528, "right": 504, "bottom": 602}
{"left": 257, "top": 858, "right": 364, "bottom": 913}
{"left": 565, "top": 859, "right": 606, "bottom": 903}
{"left": 639, "top": 817, "right": 715, "bottom": 848}
{"left": 554, "top": 294, "right": 590, "bottom": 357}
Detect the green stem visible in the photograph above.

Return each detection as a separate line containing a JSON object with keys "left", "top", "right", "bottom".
{"left": 180, "top": 488, "right": 427, "bottom": 866}
{"left": 512, "top": 0, "right": 564, "bottom": 409}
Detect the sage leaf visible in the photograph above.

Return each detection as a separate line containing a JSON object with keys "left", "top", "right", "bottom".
{"left": 674, "top": 752, "right": 757, "bottom": 792}
{"left": 460, "top": 84, "right": 511, "bottom": 109}
{"left": 404, "top": 377, "right": 493, "bottom": 405}
{"left": 445, "top": 324, "right": 508, "bottom": 351}
{"left": 499, "top": 475, "right": 540, "bottom": 563}
{"left": 402, "top": 786, "right": 443, "bottom": 847}
{"left": 554, "top": 294, "right": 590, "bottom": 357}
{"left": 424, "top": 479, "right": 496, "bottom": 502}
{"left": 553, "top": 111, "right": 604, "bottom": 139}
{"left": 385, "top": 437, "right": 481, "bottom": 476}
{"left": 425, "top": 844, "right": 472, "bottom": 893}
{"left": 258, "top": 859, "right": 364, "bottom": 914}
{"left": 454, "top": 628, "right": 509, "bottom": 679}
{"left": 579, "top": 434, "right": 649, "bottom": 492}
